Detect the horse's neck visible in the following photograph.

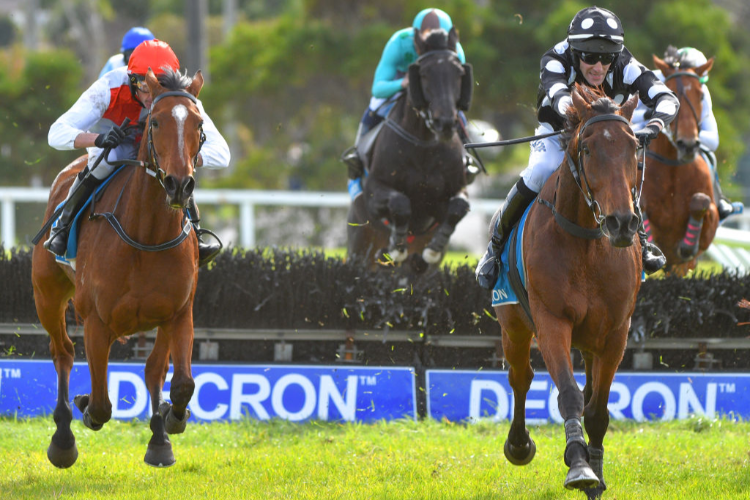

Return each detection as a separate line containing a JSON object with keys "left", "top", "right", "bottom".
{"left": 391, "top": 98, "right": 434, "bottom": 140}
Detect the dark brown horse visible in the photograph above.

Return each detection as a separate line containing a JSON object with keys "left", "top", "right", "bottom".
{"left": 640, "top": 52, "right": 718, "bottom": 276}
{"left": 495, "top": 86, "right": 641, "bottom": 498}
{"left": 32, "top": 68, "right": 204, "bottom": 468}
{"left": 347, "top": 28, "right": 472, "bottom": 272}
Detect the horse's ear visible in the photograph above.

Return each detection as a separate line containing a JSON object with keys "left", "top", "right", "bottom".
{"left": 413, "top": 27, "right": 426, "bottom": 55}
{"left": 187, "top": 70, "right": 204, "bottom": 98}
{"left": 620, "top": 93, "right": 639, "bottom": 121}
{"left": 448, "top": 27, "right": 458, "bottom": 52}
{"left": 571, "top": 88, "right": 590, "bottom": 116}
{"left": 652, "top": 54, "right": 671, "bottom": 74}
{"left": 695, "top": 57, "right": 714, "bottom": 79}
{"left": 145, "top": 68, "right": 164, "bottom": 97}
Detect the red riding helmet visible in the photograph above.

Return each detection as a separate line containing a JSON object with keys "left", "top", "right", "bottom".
{"left": 127, "top": 39, "right": 180, "bottom": 77}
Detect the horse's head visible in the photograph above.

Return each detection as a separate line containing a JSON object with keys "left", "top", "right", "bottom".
{"left": 143, "top": 68, "right": 206, "bottom": 209}
{"left": 408, "top": 27, "right": 473, "bottom": 141}
{"left": 653, "top": 47, "right": 713, "bottom": 161}
{"left": 564, "top": 85, "right": 640, "bottom": 247}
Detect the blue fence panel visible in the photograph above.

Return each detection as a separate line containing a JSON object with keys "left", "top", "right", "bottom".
{"left": 0, "top": 360, "right": 416, "bottom": 423}
{"left": 427, "top": 370, "right": 750, "bottom": 423}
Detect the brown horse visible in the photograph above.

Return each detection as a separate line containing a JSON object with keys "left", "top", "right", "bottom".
{"left": 495, "top": 86, "right": 641, "bottom": 498}
{"left": 32, "top": 68, "right": 204, "bottom": 468}
{"left": 347, "top": 28, "right": 472, "bottom": 273}
{"left": 640, "top": 52, "right": 718, "bottom": 276}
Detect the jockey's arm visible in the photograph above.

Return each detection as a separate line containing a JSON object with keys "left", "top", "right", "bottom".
{"left": 49, "top": 79, "right": 110, "bottom": 151}
{"left": 371, "top": 31, "right": 410, "bottom": 99}
{"left": 540, "top": 51, "right": 573, "bottom": 120}
{"left": 195, "top": 100, "right": 230, "bottom": 169}
{"left": 629, "top": 62, "right": 679, "bottom": 131}
{"left": 699, "top": 85, "right": 719, "bottom": 151}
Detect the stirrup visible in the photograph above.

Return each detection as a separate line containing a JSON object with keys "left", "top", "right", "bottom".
{"left": 44, "top": 227, "right": 70, "bottom": 257}
{"left": 341, "top": 146, "right": 364, "bottom": 180}
{"left": 195, "top": 228, "right": 223, "bottom": 267}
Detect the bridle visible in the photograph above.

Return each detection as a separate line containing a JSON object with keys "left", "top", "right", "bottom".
{"left": 538, "top": 113, "right": 639, "bottom": 239}
{"left": 649, "top": 70, "right": 702, "bottom": 164}
{"left": 145, "top": 90, "right": 206, "bottom": 186}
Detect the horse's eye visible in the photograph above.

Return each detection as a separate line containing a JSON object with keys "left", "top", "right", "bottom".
{"left": 151, "top": 120, "right": 159, "bottom": 129}
{"left": 582, "top": 145, "right": 590, "bottom": 155}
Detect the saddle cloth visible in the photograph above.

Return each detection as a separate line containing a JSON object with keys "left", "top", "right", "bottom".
{"left": 52, "top": 166, "right": 125, "bottom": 268}
{"left": 491, "top": 203, "right": 533, "bottom": 307}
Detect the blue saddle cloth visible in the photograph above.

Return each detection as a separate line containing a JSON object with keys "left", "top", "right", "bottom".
{"left": 491, "top": 203, "right": 533, "bottom": 308}
{"left": 52, "top": 167, "right": 125, "bottom": 267}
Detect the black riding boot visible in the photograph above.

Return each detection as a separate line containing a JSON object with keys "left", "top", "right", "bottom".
{"left": 638, "top": 230, "right": 666, "bottom": 274}
{"left": 44, "top": 172, "right": 102, "bottom": 257}
{"left": 475, "top": 180, "right": 537, "bottom": 289}
{"left": 713, "top": 176, "right": 744, "bottom": 221}
{"left": 187, "top": 198, "right": 222, "bottom": 267}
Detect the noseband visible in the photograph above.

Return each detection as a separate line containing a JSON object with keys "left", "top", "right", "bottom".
{"left": 539, "top": 113, "right": 639, "bottom": 239}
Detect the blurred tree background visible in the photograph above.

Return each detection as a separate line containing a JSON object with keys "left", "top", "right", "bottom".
{"left": 1, "top": 0, "right": 749, "bottom": 203}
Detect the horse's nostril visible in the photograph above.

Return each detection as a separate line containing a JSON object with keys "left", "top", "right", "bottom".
{"left": 163, "top": 176, "right": 178, "bottom": 197}
{"left": 182, "top": 177, "right": 195, "bottom": 198}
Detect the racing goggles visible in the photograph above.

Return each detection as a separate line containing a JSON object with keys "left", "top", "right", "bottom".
{"left": 131, "top": 75, "right": 150, "bottom": 94}
{"left": 577, "top": 51, "right": 618, "bottom": 66}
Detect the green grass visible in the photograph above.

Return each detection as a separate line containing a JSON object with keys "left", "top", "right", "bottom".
{"left": 1, "top": 417, "right": 748, "bottom": 499}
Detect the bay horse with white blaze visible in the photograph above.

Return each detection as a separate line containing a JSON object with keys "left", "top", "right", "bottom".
{"left": 640, "top": 50, "right": 718, "bottom": 276}
{"left": 347, "top": 28, "right": 472, "bottom": 272}
{"left": 495, "top": 86, "right": 641, "bottom": 498}
{"left": 32, "top": 68, "right": 204, "bottom": 468}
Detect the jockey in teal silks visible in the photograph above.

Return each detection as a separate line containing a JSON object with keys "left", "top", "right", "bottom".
{"left": 341, "top": 8, "right": 469, "bottom": 201}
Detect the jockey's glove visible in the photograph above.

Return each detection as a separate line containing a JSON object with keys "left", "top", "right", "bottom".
{"left": 94, "top": 125, "right": 127, "bottom": 149}
{"left": 635, "top": 122, "right": 661, "bottom": 148}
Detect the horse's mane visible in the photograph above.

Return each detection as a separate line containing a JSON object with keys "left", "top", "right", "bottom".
{"left": 157, "top": 68, "right": 193, "bottom": 91}
{"left": 422, "top": 29, "right": 451, "bottom": 52}
{"left": 561, "top": 84, "right": 619, "bottom": 149}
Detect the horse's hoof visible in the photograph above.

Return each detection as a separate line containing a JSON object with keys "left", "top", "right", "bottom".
{"left": 564, "top": 463, "right": 600, "bottom": 490}
{"left": 160, "top": 403, "right": 191, "bottom": 435}
{"left": 47, "top": 440, "right": 78, "bottom": 469}
{"left": 422, "top": 247, "right": 442, "bottom": 265}
{"left": 73, "top": 394, "right": 89, "bottom": 413}
{"left": 144, "top": 441, "right": 175, "bottom": 468}
{"left": 503, "top": 437, "right": 536, "bottom": 466}
{"left": 584, "top": 484, "right": 607, "bottom": 500}
{"left": 677, "top": 244, "right": 698, "bottom": 262}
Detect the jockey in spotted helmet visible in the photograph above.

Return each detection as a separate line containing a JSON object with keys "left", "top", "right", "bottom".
{"left": 631, "top": 45, "right": 743, "bottom": 221}
{"left": 46, "top": 40, "right": 230, "bottom": 266}
{"left": 476, "top": 6, "right": 681, "bottom": 289}
{"left": 98, "top": 27, "right": 155, "bottom": 79}
{"left": 340, "top": 8, "right": 474, "bottom": 201}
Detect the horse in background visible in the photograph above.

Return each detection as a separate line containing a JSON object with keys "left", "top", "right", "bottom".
{"left": 495, "top": 86, "right": 641, "bottom": 498}
{"left": 346, "top": 27, "right": 473, "bottom": 273}
{"left": 32, "top": 68, "right": 203, "bottom": 468}
{"left": 640, "top": 50, "right": 718, "bottom": 276}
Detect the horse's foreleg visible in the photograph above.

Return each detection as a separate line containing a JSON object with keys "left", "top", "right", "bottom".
{"left": 76, "top": 316, "right": 114, "bottom": 431}
{"left": 385, "top": 191, "right": 412, "bottom": 262}
{"left": 143, "top": 329, "right": 176, "bottom": 467}
{"left": 536, "top": 316, "right": 598, "bottom": 492}
{"left": 582, "top": 330, "right": 628, "bottom": 499}
{"left": 501, "top": 326, "right": 536, "bottom": 466}
{"left": 677, "top": 193, "right": 711, "bottom": 262}
{"left": 164, "top": 313, "right": 196, "bottom": 427}
{"left": 36, "top": 292, "right": 78, "bottom": 467}
{"left": 423, "top": 193, "right": 470, "bottom": 264}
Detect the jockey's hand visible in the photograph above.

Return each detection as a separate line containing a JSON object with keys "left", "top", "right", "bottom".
{"left": 401, "top": 74, "right": 409, "bottom": 89}
{"left": 635, "top": 122, "right": 662, "bottom": 148}
{"left": 94, "top": 125, "right": 127, "bottom": 149}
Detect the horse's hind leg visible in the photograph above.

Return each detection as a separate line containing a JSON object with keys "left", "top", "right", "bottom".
{"left": 32, "top": 252, "right": 78, "bottom": 468}
{"left": 581, "top": 332, "right": 628, "bottom": 499}
{"left": 536, "top": 315, "right": 598, "bottom": 491}
{"left": 143, "top": 329, "right": 176, "bottom": 467}
{"left": 423, "top": 193, "right": 470, "bottom": 265}
{"left": 677, "top": 193, "right": 710, "bottom": 261}
{"left": 501, "top": 327, "right": 537, "bottom": 466}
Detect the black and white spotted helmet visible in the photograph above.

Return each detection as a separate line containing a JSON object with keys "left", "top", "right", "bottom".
{"left": 567, "top": 7, "right": 624, "bottom": 53}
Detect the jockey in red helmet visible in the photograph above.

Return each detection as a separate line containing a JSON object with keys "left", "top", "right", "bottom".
{"left": 46, "top": 39, "right": 229, "bottom": 266}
